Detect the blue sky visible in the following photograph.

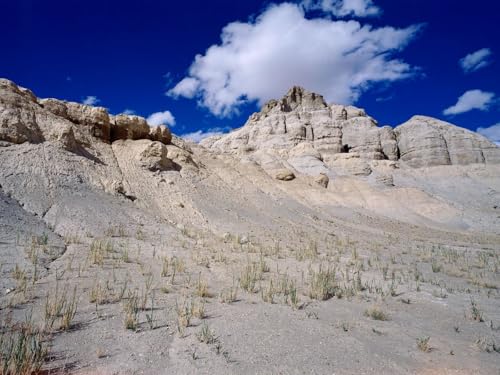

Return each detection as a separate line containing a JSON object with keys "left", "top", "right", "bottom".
{"left": 2, "top": 0, "right": 499, "bottom": 143}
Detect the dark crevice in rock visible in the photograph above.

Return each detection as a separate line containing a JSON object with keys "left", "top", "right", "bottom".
{"left": 119, "top": 191, "right": 137, "bottom": 202}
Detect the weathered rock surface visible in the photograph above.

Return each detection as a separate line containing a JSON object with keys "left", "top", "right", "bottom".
{"left": 40, "top": 98, "right": 112, "bottom": 142}
{"left": 149, "top": 125, "right": 172, "bottom": 144}
{"left": 0, "top": 79, "right": 44, "bottom": 144}
{"left": 395, "top": 115, "right": 500, "bottom": 167}
{"left": 0, "top": 78, "right": 499, "bottom": 238}
{"left": 204, "top": 86, "right": 500, "bottom": 178}
{"left": 275, "top": 169, "right": 295, "bottom": 181}
{"left": 137, "top": 140, "right": 175, "bottom": 171}
{"left": 110, "top": 114, "right": 150, "bottom": 141}
{"left": 315, "top": 173, "right": 329, "bottom": 188}
{"left": 0, "top": 78, "right": 172, "bottom": 148}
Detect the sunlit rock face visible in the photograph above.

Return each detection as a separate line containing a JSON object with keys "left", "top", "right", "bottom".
{"left": 201, "top": 86, "right": 500, "bottom": 179}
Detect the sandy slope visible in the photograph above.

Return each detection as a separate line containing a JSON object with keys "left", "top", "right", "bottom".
{"left": 0, "top": 80, "right": 499, "bottom": 374}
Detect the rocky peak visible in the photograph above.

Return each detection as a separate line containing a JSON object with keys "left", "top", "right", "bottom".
{"left": 203, "top": 86, "right": 500, "bottom": 180}
{"left": 281, "top": 86, "right": 328, "bottom": 112}
{"left": 261, "top": 86, "right": 328, "bottom": 116}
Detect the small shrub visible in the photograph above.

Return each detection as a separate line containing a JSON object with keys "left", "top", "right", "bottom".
{"left": 416, "top": 336, "right": 431, "bottom": 352}
{"left": 192, "top": 298, "right": 206, "bottom": 319}
{"left": 123, "top": 292, "right": 139, "bottom": 330}
{"left": 175, "top": 299, "right": 193, "bottom": 336}
{"left": 239, "top": 262, "right": 261, "bottom": 293}
{"left": 219, "top": 284, "right": 238, "bottom": 304}
{"left": 195, "top": 274, "right": 210, "bottom": 298}
{"left": 0, "top": 328, "right": 47, "bottom": 374}
{"left": 475, "top": 336, "right": 499, "bottom": 353}
{"left": 44, "top": 285, "right": 70, "bottom": 331}
{"left": 470, "top": 299, "right": 484, "bottom": 322}
{"left": 60, "top": 287, "right": 78, "bottom": 331}
{"left": 431, "top": 261, "right": 442, "bottom": 273}
{"left": 364, "top": 306, "right": 389, "bottom": 321}
{"left": 308, "top": 265, "right": 337, "bottom": 300}
{"left": 89, "top": 239, "right": 112, "bottom": 266}
{"left": 161, "top": 256, "right": 169, "bottom": 277}
{"left": 295, "top": 240, "right": 319, "bottom": 261}
{"left": 197, "top": 323, "right": 217, "bottom": 344}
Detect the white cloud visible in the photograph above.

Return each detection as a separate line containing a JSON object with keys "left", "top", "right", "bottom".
{"left": 459, "top": 48, "right": 492, "bottom": 73}
{"left": 168, "top": 2, "right": 421, "bottom": 117}
{"left": 168, "top": 77, "right": 199, "bottom": 99}
{"left": 443, "top": 90, "right": 495, "bottom": 116}
{"left": 82, "top": 96, "right": 100, "bottom": 106}
{"left": 181, "top": 127, "right": 229, "bottom": 143}
{"left": 146, "top": 110, "right": 176, "bottom": 127}
{"left": 477, "top": 123, "right": 500, "bottom": 146}
{"left": 301, "top": 0, "right": 380, "bottom": 17}
{"left": 375, "top": 95, "right": 393, "bottom": 102}
{"left": 122, "top": 109, "right": 136, "bottom": 115}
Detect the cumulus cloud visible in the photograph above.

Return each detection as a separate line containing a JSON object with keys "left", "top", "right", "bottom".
{"left": 477, "top": 123, "right": 500, "bottom": 146}
{"left": 459, "top": 48, "right": 492, "bottom": 73}
{"left": 122, "top": 109, "right": 136, "bottom": 115}
{"left": 168, "top": 2, "right": 421, "bottom": 117}
{"left": 301, "top": 0, "right": 380, "bottom": 17}
{"left": 170, "top": 77, "right": 199, "bottom": 99}
{"left": 146, "top": 110, "right": 176, "bottom": 126}
{"left": 181, "top": 127, "right": 229, "bottom": 143}
{"left": 82, "top": 96, "right": 100, "bottom": 106}
{"left": 443, "top": 90, "right": 495, "bottom": 116}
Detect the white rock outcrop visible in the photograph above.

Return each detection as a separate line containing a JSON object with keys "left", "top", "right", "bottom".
{"left": 203, "top": 86, "right": 500, "bottom": 177}
{"left": 395, "top": 115, "right": 500, "bottom": 167}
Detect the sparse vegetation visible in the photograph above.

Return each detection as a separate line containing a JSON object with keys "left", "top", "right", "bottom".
{"left": 44, "top": 285, "right": 78, "bottom": 331}
{"left": 60, "top": 286, "right": 78, "bottom": 331}
{"left": 308, "top": 264, "right": 337, "bottom": 300}
{"left": 431, "top": 261, "right": 442, "bottom": 273}
{"left": 239, "top": 261, "right": 262, "bottom": 293}
{"left": 364, "top": 306, "right": 389, "bottom": 321}
{"left": 195, "top": 274, "right": 210, "bottom": 298}
{"left": 123, "top": 291, "right": 139, "bottom": 330}
{"left": 89, "top": 239, "right": 113, "bottom": 266}
{"left": 470, "top": 299, "right": 484, "bottom": 322}
{"left": 475, "top": 336, "right": 499, "bottom": 353}
{"left": 0, "top": 327, "right": 47, "bottom": 375}
{"left": 219, "top": 278, "right": 238, "bottom": 304}
{"left": 175, "top": 298, "right": 193, "bottom": 336}
{"left": 416, "top": 336, "right": 431, "bottom": 352}
{"left": 197, "top": 323, "right": 217, "bottom": 345}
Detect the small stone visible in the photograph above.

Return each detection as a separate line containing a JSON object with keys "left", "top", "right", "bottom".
{"left": 275, "top": 169, "right": 295, "bottom": 181}
{"left": 315, "top": 173, "right": 329, "bottom": 188}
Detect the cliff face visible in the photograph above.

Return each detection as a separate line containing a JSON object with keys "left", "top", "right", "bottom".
{"left": 395, "top": 115, "right": 500, "bottom": 167}
{"left": 202, "top": 86, "right": 500, "bottom": 179}
{"left": 0, "top": 78, "right": 172, "bottom": 147}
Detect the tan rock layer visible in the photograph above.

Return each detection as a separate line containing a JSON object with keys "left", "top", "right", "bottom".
{"left": 0, "top": 78, "right": 172, "bottom": 147}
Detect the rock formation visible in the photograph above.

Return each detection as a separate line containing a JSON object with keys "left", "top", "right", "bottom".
{"left": 1, "top": 78, "right": 499, "bottom": 236}
{"left": 395, "top": 115, "right": 500, "bottom": 167}
{"left": 0, "top": 78, "right": 174, "bottom": 148}
{"left": 202, "top": 86, "right": 500, "bottom": 179}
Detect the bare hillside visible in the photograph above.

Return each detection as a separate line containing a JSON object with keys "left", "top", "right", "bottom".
{"left": 0, "top": 79, "right": 499, "bottom": 374}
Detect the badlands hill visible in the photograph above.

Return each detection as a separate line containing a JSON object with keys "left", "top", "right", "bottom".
{"left": 0, "top": 78, "right": 499, "bottom": 374}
